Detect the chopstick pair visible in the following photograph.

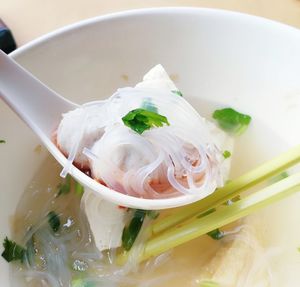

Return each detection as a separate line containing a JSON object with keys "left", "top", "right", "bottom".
{"left": 119, "top": 144, "right": 300, "bottom": 263}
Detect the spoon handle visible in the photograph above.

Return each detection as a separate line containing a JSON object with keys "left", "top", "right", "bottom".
{"left": 0, "top": 49, "right": 76, "bottom": 138}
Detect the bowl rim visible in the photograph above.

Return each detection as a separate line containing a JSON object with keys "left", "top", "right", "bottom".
{"left": 9, "top": 7, "right": 300, "bottom": 210}
{"left": 10, "top": 6, "right": 300, "bottom": 60}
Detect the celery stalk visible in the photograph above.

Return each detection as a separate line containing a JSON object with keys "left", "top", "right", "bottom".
{"left": 151, "top": 144, "right": 300, "bottom": 235}
{"left": 142, "top": 172, "right": 300, "bottom": 261}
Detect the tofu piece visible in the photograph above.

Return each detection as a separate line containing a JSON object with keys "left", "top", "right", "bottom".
{"left": 135, "top": 64, "right": 178, "bottom": 91}
{"left": 199, "top": 219, "right": 271, "bottom": 287}
{"left": 81, "top": 189, "right": 126, "bottom": 251}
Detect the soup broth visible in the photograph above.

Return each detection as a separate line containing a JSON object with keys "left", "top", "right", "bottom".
{"left": 9, "top": 110, "right": 300, "bottom": 287}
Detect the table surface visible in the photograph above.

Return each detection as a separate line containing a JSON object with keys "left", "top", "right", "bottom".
{"left": 1, "top": 0, "right": 300, "bottom": 47}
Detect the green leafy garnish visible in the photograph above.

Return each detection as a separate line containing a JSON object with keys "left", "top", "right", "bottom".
{"left": 207, "top": 228, "right": 224, "bottom": 240}
{"left": 75, "top": 181, "right": 85, "bottom": 197}
{"left": 48, "top": 211, "right": 61, "bottom": 232}
{"left": 0, "top": 140, "right": 5, "bottom": 144}
{"left": 122, "top": 108, "right": 169, "bottom": 134}
{"left": 56, "top": 174, "right": 71, "bottom": 197}
{"left": 1, "top": 237, "right": 26, "bottom": 263}
{"left": 212, "top": 108, "right": 251, "bottom": 135}
{"left": 222, "top": 150, "right": 231, "bottom": 159}
{"left": 171, "top": 90, "right": 183, "bottom": 97}
{"left": 122, "top": 209, "right": 146, "bottom": 251}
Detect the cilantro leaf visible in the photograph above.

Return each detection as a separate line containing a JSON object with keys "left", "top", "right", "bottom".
{"left": 122, "top": 209, "right": 146, "bottom": 251}
{"left": 122, "top": 108, "right": 169, "bottom": 134}
{"left": 212, "top": 108, "right": 251, "bottom": 135}
{"left": 207, "top": 228, "right": 224, "bottom": 240}
{"left": 171, "top": 90, "right": 183, "bottom": 97}
{"left": 48, "top": 211, "right": 61, "bottom": 232}
{"left": 222, "top": 150, "right": 231, "bottom": 159}
{"left": 1, "top": 237, "right": 26, "bottom": 262}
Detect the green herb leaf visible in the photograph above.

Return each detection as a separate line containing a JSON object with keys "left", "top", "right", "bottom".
{"left": 0, "top": 139, "right": 6, "bottom": 144}
{"left": 75, "top": 181, "right": 85, "bottom": 197}
{"left": 207, "top": 228, "right": 224, "bottom": 240}
{"left": 122, "top": 209, "right": 146, "bottom": 251}
{"left": 122, "top": 108, "right": 169, "bottom": 134}
{"left": 48, "top": 211, "right": 61, "bottom": 232}
{"left": 1, "top": 237, "right": 26, "bottom": 263}
{"left": 212, "top": 108, "right": 251, "bottom": 135}
{"left": 222, "top": 150, "right": 231, "bottom": 159}
{"left": 56, "top": 174, "right": 71, "bottom": 197}
{"left": 171, "top": 90, "right": 183, "bottom": 97}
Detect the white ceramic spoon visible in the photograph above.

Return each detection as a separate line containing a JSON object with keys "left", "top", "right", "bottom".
{"left": 0, "top": 49, "right": 200, "bottom": 210}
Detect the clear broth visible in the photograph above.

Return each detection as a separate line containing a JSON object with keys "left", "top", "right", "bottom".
{"left": 10, "top": 107, "right": 300, "bottom": 287}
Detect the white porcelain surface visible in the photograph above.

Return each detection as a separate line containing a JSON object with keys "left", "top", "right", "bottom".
{"left": 1, "top": 8, "right": 300, "bottom": 285}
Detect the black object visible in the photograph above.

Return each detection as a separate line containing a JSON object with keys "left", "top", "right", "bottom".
{"left": 0, "top": 19, "right": 17, "bottom": 54}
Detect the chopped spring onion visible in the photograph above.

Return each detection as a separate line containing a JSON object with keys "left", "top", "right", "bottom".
{"left": 0, "top": 139, "right": 5, "bottom": 143}
{"left": 122, "top": 209, "right": 146, "bottom": 251}
{"left": 122, "top": 209, "right": 159, "bottom": 251}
